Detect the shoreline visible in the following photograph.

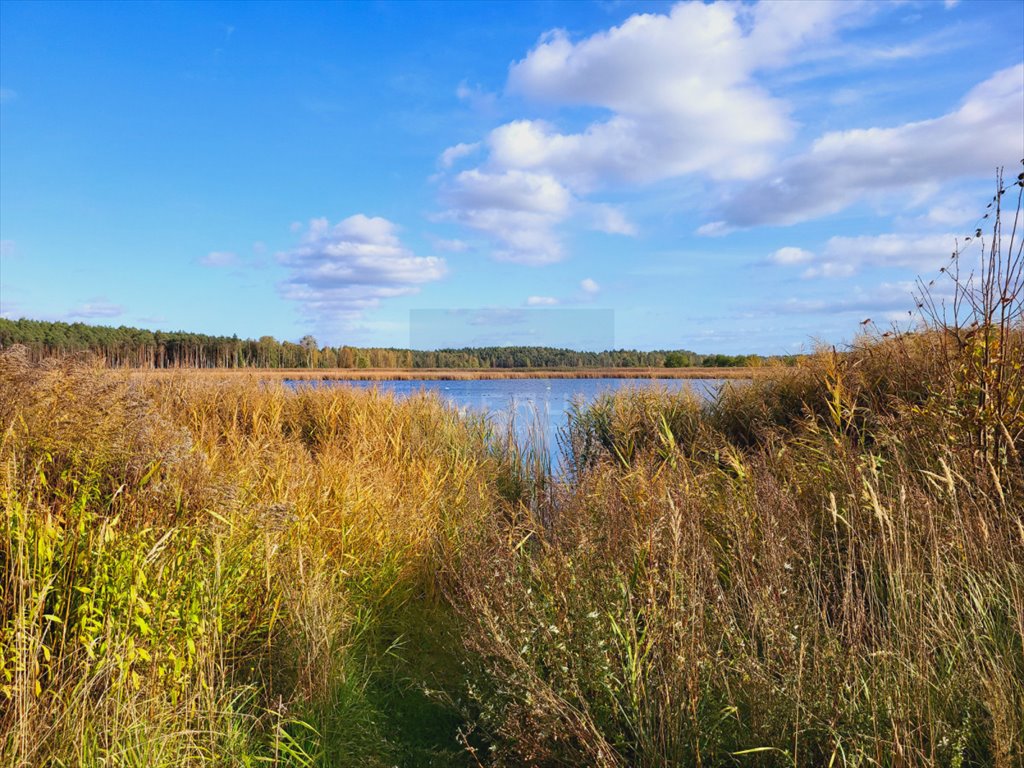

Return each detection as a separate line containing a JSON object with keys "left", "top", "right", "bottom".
{"left": 129, "top": 366, "right": 763, "bottom": 381}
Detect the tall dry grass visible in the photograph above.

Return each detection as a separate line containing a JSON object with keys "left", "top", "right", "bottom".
{"left": 439, "top": 176, "right": 1024, "bottom": 767}
{"left": 2, "top": 330, "right": 1021, "bottom": 766}
{"left": 0, "top": 350, "right": 499, "bottom": 766}
{"left": 2, "top": 175, "right": 1021, "bottom": 766}
{"left": 446, "top": 336, "right": 1023, "bottom": 766}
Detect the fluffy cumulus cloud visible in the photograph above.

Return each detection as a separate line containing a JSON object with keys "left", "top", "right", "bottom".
{"left": 710, "top": 65, "right": 1024, "bottom": 229}
{"left": 438, "top": 0, "right": 857, "bottom": 264}
{"left": 278, "top": 214, "right": 446, "bottom": 327}
{"left": 440, "top": 169, "right": 573, "bottom": 264}
{"left": 498, "top": 0, "right": 823, "bottom": 186}
{"left": 435, "top": 1, "right": 1022, "bottom": 274}
{"left": 448, "top": 168, "right": 572, "bottom": 215}
{"left": 772, "top": 232, "right": 959, "bottom": 278}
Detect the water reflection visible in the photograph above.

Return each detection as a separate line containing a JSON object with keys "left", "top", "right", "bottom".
{"left": 290, "top": 377, "right": 726, "bottom": 462}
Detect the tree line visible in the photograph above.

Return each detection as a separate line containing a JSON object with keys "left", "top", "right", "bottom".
{"left": 0, "top": 318, "right": 783, "bottom": 369}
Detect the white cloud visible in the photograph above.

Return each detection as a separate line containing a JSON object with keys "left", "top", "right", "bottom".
{"left": 774, "top": 281, "right": 918, "bottom": 315}
{"left": 695, "top": 221, "right": 734, "bottom": 237}
{"left": 443, "top": 207, "right": 565, "bottom": 264}
{"left": 770, "top": 246, "right": 815, "bottom": 265}
{"left": 915, "top": 193, "right": 982, "bottom": 227}
{"left": 826, "top": 233, "right": 957, "bottom": 268}
{"left": 498, "top": 1, "right": 864, "bottom": 185}
{"left": 522, "top": 277, "right": 600, "bottom": 307}
{"left": 437, "top": 2, "right": 1014, "bottom": 271}
{"left": 200, "top": 250, "right": 239, "bottom": 267}
{"left": 742, "top": 0, "right": 867, "bottom": 68}
{"left": 278, "top": 214, "right": 447, "bottom": 327}
{"left": 67, "top": 301, "right": 124, "bottom": 319}
{"left": 441, "top": 169, "right": 572, "bottom": 264}
{"left": 526, "top": 295, "right": 559, "bottom": 306}
{"left": 437, "top": 1, "right": 862, "bottom": 264}
{"left": 801, "top": 261, "right": 856, "bottom": 279}
{"left": 502, "top": 7, "right": 792, "bottom": 186}
{"left": 449, "top": 168, "right": 572, "bottom": 215}
{"left": 798, "top": 232, "right": 958, "bottom": 278}
{"left": 715, "top": 65, "right": 1024, "bottom": 227}
{"left": 438, "top": 169, "right": 633, "bottom": 262}
{"left": 439, "top": 142, "right": 480, "bottom": 169}
{"left": 590, "top": 203, "right": 637, "bottom": 236}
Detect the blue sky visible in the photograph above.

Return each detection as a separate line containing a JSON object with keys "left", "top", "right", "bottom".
{"left": 1, "top": 0, "right": 1022, "bottom": 354}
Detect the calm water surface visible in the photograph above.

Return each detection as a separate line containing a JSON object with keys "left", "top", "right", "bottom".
{"left": 291, "top": 377, "right": 728, "bottom": 456}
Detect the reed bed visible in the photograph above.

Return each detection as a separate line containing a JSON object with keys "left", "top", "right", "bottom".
{"left": 129, "top": 367, "right": 762, "bottom": 382}
{"left": 0, "top": 349, "right": 501, "bottom": 766}
{"left": 2, "top": 324, "right": 1020, "bottom": 766}
{"left": 437, "top": 181, "right": 1024, "bottom": 767}
{"left": 2, "top": 181, "right": 1022, "bottom": 766}
{"left": 448, "top": 337, "right": 1023, "bottom": 767}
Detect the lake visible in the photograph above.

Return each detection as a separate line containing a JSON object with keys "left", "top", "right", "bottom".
{"left": 290, "top": 377, "right": 729, "bottom": 458}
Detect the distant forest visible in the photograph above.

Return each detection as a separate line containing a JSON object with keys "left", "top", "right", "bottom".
{"left": 0, "top": 318, "right": 788, "bottom": 369}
